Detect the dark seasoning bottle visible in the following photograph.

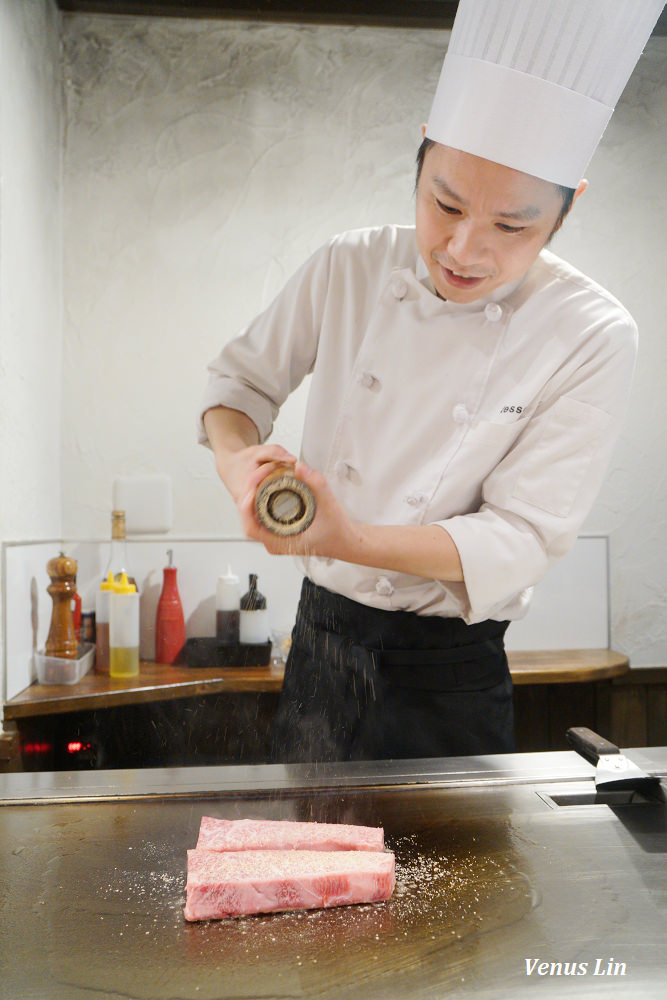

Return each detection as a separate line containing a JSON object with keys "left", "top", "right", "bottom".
{"left": 239, "top": 574, "right": 270, "bottom": 645}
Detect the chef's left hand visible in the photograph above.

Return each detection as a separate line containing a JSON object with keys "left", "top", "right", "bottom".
{"left": 238, "top": 461, "right": 356, "bottom": 558}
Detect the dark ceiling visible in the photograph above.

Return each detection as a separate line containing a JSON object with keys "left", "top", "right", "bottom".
{"left": 55, "top": 1, "right": 459, "bottom": 28}
{"left": 54, "top": 0, "right": 667, "bottom": 35}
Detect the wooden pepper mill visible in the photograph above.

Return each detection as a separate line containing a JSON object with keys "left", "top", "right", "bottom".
{"left": 45, "top": 553, "right": 79, "bottom": 659}
{"left": 254, "top": 462, "right": 316, "bottom": 536}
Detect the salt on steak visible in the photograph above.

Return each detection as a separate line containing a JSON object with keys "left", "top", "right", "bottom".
{"left": 196, "top": 816, "right": 385, "bottom": 853}
{"left": 183, "top": 848, "right": 395, "bottom": 921}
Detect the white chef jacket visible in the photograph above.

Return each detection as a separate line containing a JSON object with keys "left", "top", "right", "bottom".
{"left": 199, "top": 225, "right": 636, "bottom": 625}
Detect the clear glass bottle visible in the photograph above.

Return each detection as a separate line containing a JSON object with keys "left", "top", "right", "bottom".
{"left": 103, "top": 510, "right": 137, "bottom": 590}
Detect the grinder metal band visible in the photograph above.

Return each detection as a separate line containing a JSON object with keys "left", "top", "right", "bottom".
{"left": 254, "top": 468, "right": 316, "bottom": 536}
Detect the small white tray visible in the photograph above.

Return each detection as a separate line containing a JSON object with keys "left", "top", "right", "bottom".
{"left": 34, "top": 642, "right": 95, "bottom": 685}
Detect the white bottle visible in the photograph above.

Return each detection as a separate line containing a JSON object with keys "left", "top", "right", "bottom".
{"left": 216, "top": 565, "right": 240, "bottom": 645}
{"left": 239, "top": 574, "right": 270, "bottom": 645}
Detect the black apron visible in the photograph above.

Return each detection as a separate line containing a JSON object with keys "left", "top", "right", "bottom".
{"left": 270, "top": 578, "right": 515, "bottom": 763}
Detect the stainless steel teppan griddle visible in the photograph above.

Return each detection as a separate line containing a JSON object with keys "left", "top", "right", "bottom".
{"left": 1, "top": 750, "right": 666, "bottom": 1000}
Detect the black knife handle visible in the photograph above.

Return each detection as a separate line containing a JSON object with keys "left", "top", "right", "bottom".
{"left": 566, "top": 727, "right": 620, "bottom": 765}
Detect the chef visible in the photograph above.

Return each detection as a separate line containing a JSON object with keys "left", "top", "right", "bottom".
{"left": 199, "top": 0, "right": 663, "bottom": 762}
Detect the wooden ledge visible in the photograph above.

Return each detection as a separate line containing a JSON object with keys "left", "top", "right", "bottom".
{"left": 508, "top": 648, "right": 629, "bottom": 685}
{"left": 3, "top": 649, "right": 629, "bottom": 721}
{"left": 3, "top": 662, "right": 286, "bottom": 721}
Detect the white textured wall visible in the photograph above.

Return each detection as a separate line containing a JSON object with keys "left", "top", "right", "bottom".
{"left": 553, "top": 39, "right": 667, "bottom": 667}
{"left": 61, "top": 17, "right": 435, "bottom": 538}
{"left": 60, "top": 15, "right": 666, "bottom": 665}
{"left": 0, "top": 0, "right": 62, "bottom": 700}
{"left": 0, "top": 0, "right": 62, "bottom": 537}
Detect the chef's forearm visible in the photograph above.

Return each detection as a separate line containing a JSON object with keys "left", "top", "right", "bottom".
{"left": 204, "top": 406, "right": 300, "bottom": 506}
{"left": 340, "top": 522, "right": 464, "bottom": 583}
{"left": 203, "top": 406, "right": 260, "bottom": 459}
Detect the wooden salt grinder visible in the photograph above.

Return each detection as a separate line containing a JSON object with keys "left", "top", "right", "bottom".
{"left": 45, "top": 554, "right": 79, "bottom": 659}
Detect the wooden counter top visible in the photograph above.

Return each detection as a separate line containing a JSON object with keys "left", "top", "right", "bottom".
{"left": 3, "top": 662, "right": 286, "bottom": 721}
{"left": 508, "top": 648, "right": 629, "bottom": 685}
{"left": 3, "top": 648, "right": 629, "bottom": 722}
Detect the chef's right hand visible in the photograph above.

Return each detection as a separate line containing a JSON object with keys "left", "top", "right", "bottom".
{"left": 203, "top": 406, "right": 297, "bottom": 505}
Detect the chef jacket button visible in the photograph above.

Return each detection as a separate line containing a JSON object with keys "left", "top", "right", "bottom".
{"left": 375, "top": 576, "right": 394, "bottom": 597}
{"left": 406, "top": 492, "right": 427, "bottom": 507}
{"left": 357, "top": 371, "right": 376, "bottom": 389}
{"left": 452, "top": 403, "right": 470, "bottom": 424}
{"left": 391, "top": 276, "right": 408, "bottom": 300}
{"left": 484, "top": 302, "right": 503, "bottom": 322}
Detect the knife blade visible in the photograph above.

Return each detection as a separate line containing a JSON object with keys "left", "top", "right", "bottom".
{"left": 566, "top": 727, "right": 666, "bottom": 800}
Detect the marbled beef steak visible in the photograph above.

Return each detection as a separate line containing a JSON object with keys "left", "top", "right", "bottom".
{"left": 196, "top": 816, "right": 385, "bottom": 853}
{"left": 184, "top": 848, "right": 395, "bottom": 921}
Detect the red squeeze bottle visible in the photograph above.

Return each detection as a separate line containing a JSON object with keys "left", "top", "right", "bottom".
{"left": 155, "top": 550, "right": 186, "bottom": 665}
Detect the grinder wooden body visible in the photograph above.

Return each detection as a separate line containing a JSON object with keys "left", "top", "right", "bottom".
{"left": 254, "top": 463, "right": 316, "bottom": 536}
{"left": 45, "top": 554, "right": 79, "bottom": 659}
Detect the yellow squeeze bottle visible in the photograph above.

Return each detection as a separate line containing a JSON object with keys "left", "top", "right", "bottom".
{"left": 109, "top": 572, "right": 140, "bottom": 678}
